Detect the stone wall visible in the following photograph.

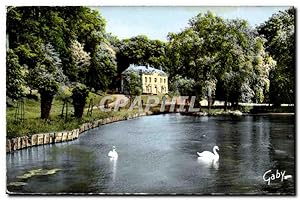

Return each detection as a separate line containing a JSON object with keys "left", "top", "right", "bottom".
{"left": 6, "top": 112, "right": 149, "bottom": 153}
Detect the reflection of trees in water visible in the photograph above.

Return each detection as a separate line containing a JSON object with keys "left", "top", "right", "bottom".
{"left": 266, "top": 116, "right": 295, "bottom": 194}
{"left": 212, "top": 116, "right": 275, "bottom": 193}
{"left": 243, "top": 116, "right": 272, "bottom": 178}
{"left": 7, "top": 115, "right": 295, "bottom": 194}
{"left": 50, "top": 145, "right": 107, "bottom": 193}
{"left": 214, "top": 118, "right": 243, "bottom": 193}
{"left": 8, "top": 144, "right": 107, "bottom": 193}
{"left": 215, "top": 115, "right": 294, "bottom": 194}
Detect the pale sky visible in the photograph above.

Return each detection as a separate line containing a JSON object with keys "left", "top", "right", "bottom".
{"left": 95, "top": 6, "right": 289, "bottom": 41}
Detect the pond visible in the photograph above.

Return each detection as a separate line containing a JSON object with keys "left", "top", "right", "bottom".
{"left": 7, "top": 114, "right": 295, "bottom": 194}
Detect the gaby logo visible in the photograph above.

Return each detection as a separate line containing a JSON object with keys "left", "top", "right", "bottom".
{"left": 263, "top": 169, "right": 292, "bottom": 185}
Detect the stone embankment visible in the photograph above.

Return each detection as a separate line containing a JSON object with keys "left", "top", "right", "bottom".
{"left": 6, "top": 112, "right": 148, "bottom": 153}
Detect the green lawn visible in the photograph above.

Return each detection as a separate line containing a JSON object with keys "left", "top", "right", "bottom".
{"left": 6, "top": 96, "right": 138, "bottom": 139}
{"left": 8, "top": 93, "right": 292, "bottom": 139}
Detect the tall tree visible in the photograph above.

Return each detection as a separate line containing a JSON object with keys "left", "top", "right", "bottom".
{"left": 69, "top": 40, "right": 91, "bottom": 83}
{"left": 87, "top": 42, "right": 117, "bottom": 91}
{"left": 122, "top": 71, "right": 142, "bottom": 96}
{"left": 167, "top": 12, "right": 227, "bottom": 103}
{"left": 257, "top": 8, "right": 295, "bottom": 104}
{"left": 167, "top": 12, "right": 275, "bottom": 109}
{"left": 115, "top": 35, "right": 167, "bottom": 73}
{"left": 7, "top": 6, "right": 112, "bottom": 119}
{"left": 27, "top": 43, "right": 66, "bottom": 119}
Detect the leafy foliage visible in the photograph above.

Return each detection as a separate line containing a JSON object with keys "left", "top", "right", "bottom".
{"left": 257, "top": 8, "right": 295, "bottom": 104}
{"left": 122, "top": 71, "right": 142, "bottom": 96}
{"left": 68, "top": 40, "right": 91, "bottom": 82}
{"left": 6, "top": 6, "right": 294, "bottom": 122}
{"left": 6, "top": 49, "right": 25, "bottom": 101}
{"left": 70, "top": 40, "right": 91, "bottom": 69}
{"left": 168, "top": 75, "right": 195, "bottom": 96}
{"left": 27, "top": 43, "right": 66, "bottom": 95}
{"left": 71, "top": 83, "right": 89, "bottom": 118}
{"left": 115, "top": 35, "right": 167, "bottom": 74}
{"left": 26, "top": 43, "right": 66, "bottom": 119}
{"left": 87, "top": 42, "right": 117, "bottom": 91}
{"left": 167, "top": 12, "right": 277, "bottom": 106}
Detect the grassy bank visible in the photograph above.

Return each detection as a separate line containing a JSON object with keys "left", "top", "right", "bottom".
{"left": 7, "top": 94, "right": 294, "bottom": 138}
{"left": 6, "top": 97, "right": 138, "bottom": 139}
{"left": 247, "top": 106, "right": 295, "bottom": 114}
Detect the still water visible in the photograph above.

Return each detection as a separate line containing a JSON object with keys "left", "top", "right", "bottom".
{"left": 7, "top": 114, "right": 295, "bottom": 194}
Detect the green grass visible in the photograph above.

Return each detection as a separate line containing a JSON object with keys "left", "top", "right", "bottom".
{"left": 9, "top": 94, "right": 292, "bottom": 139}
{"left": 200, "top": 108, "right": 224, "bottom": 115}
{"left": 249, "top": 106, "right": 295, "bottom": 113}
{"left": 6, "top": 96, "right": 138, "bottom": 139}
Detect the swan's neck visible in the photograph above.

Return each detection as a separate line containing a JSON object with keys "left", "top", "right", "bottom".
{"left": 213, "top": 147, "right": 219, "bottom": 159}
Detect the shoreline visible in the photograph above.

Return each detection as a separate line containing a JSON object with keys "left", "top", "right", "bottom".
{"left": 6, "top": 112, "right": 150, "bottom": 154}
{"left": 179, "top": 110, "right": 295, "bottom": 117}
{"left": 6, "top": 110, "right": 295, "bottom": 153}
{"left": 244, "top": 113, "right": 295, "bottom": 116}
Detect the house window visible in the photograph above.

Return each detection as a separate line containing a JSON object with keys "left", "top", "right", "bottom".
{"left": 149, "top": 77, "right": 151, "bottom": 83}
{"left": 145, "top": 77, "right": 147, "bottom": 82}
{"left": 154, "top": 78, "right": 157, "bottom": 83}
{"left": 160, "top": 78, "right": 162, "bottom": 83}
{"left": 164, "top": 79, "right": 166, "bottom": 84}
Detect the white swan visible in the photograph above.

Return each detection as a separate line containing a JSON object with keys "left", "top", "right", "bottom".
{"left": 108, "top": 146, "right": 118, "bottom": 159}
{"left": 197, "top": 146, "right": 219, "bottom": 161}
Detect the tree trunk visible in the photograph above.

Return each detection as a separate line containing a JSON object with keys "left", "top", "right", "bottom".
{"left": 208, "top": 95, "right": 212, "bottom": 113}
{"left": 74, "top": 103, "right": 85, "bottom": 118}
{"left": 224, "top": 99, "right": 228, "bottom": 111}
{"left": 40, "top": 92, "right": 54, "bottom": 119}
{"left": 72, "top": 94, "right": 88, "bottom": 118}
{"left": 73, "top": 98, "right": 86, "bottom": 118}
{"left": 72, "top": 85, "right": 89, "bottom": 119}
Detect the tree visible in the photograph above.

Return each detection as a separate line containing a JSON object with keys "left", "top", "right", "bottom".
{"left": 168, "top": 75, "right": 195, "bottom": 96}
{"left": 251, "top": 37, "right": 276, "bottom": 103}
{"left": 69, "top": 40, "right": 91, "bottom": 83}
{"left": 115, "top": 35, "right": 167, "bottom": 75}
{"left": 166, "top": 12, "right": 227, "bottom": 104}
{"left": 27, "top": 43, "right": 66, "bottom": 119}
{"left": 87, "top": 42, "right": 117, "bottom": 91}
{"left": 6, "top": 6, "right": 115, "bottom": 119}
{"left": 122, "top": 71, "right": 142, "bottom": 96}
{"left": 68, "top": 40, "right": 92, "bottom": 118}
{"left": 257, "top": 8, "right": 295, "bottom": 104}
{"left": 6, "top": 49, "right": 25, "bottom": 101}
{"left": 216, "top": 20, "right": 275, "bottom": 108}
{"left": 71, "top": 83, "right": 89, "bottom": 118}
{"left": 167, "top": 12, "right": 275, "bottom": 110}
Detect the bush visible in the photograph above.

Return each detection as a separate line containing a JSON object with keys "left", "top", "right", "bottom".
{"left": 71, "top": 83, "right": 89, "bottom": 118}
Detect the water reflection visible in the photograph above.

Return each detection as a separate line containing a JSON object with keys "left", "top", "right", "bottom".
{"left": 7, "top": 114, "right": 295, "bottom": 194}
